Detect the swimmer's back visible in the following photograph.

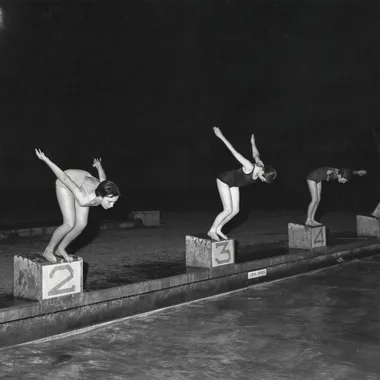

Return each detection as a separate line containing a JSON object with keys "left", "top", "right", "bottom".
{"left": 306, "top": 167, "right": 336, "bottom": 183}
{"left": 56, "top": 169, "right": 100, "bottom": 194}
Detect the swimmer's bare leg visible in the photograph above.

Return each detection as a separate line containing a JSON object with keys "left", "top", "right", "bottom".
{"left": 215, "top": 187, "right": 239, "bottom": 240}
{"left": 55, "top": 203, "right": 89, "bottom": 262}
{"left": 208, "top": 180, "right": 233, "bottom": 241}
{"left": 41, "top": 186, "right": 77, "bottom": 263}
{"left": 372, "top": 202, "right": 380, "bottom": 218}
{"left": 306, "top": 180, "right": 322, "bottom": 227}
{"left": 216, "top": 231, "right": 229, "bottom": 240}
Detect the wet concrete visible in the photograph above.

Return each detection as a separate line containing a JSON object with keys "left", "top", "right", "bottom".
{"left": 236, "top": 241, "right": 287, "bottom": 263}
{"left": 1, "top": 257, "right": 380, "bottom": 380}
{"left": 3, "top": 231, "right": 372, "bottom": 298}
{"left": 0, "top": 211, "right": 373, "bottom": 305}
{"left": 81, "top": 233, "right": 379, "bottom": 291}
{"left": 84, "top": 262, "right": 188, "bottom": 291}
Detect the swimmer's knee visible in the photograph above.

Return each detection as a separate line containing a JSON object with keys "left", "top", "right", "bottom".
{"left": 224, "top": 210, "right": 233, "bottom": 218}
{"left": 62, "top": 220, "right": 75, "bottom": 231}
{"left": 222, "top": 206, "right": 233, "bottom": 215}
{"left": 228, "top": 210, "right": 239, "bottom": 219}
{"left": 74, "top": 222, "right": 87, "bottom": 234}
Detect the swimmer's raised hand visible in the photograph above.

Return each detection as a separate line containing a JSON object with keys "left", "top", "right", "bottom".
{"left": 213, "top": 126, "right": 223, "bottom": 139}
{"left": 35, "top": 149, "right": 49, "bottom": 162}
{"left": 92, "top": 158, "right": 102, "bottom": 169}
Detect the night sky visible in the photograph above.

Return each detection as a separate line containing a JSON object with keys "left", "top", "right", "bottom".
{"left": 0, "top": 0, "right": 378, "bottom": 212}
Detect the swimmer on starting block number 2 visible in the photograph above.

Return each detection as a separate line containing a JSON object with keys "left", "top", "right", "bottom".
{"left": 207, "top": 127, "right": 277, "bottom": 241}
{"left": 35, "top": 149, "right": 121, "bottom": 263}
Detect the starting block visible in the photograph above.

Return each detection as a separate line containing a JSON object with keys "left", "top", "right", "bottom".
{"left": 128, "top": 210, "right": 160, "bottom": 227}
{"left": 357, "top": 215, "right": 380, "bottom": 238}
{"left": 288, "top": 223, "right": 326, "bottom": 249}
{"left": 14, "top": 253, "right": 83, "bottom": 301}
{"left": 186, "top": 235, "right": 235, "bottom": 268}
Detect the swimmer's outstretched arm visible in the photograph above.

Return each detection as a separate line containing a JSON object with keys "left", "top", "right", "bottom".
{"left": 92, "top": 158, "right": 106, "bottom": 182}
{"left": 250, "top": 133, "right": 264, "bottom": 167}
{"left": 35, "top": 149, "right": 87, "bottom": 205}
{"left": 213, "top": 126, "right": 253, "bottom": 172}
{"left": 353, "top": 170, "right": 367, "bottom": 176}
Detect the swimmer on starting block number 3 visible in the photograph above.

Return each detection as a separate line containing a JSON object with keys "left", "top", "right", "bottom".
{"left": 35, "top": 149, "right": 121, "bottom": 263}
{"left": 207, "top": 127, "right": 277, "bottom": 241}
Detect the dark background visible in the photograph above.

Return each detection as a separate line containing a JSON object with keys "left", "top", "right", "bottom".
{"left": 0, "top": 0, "right": 378, "bottom": 220}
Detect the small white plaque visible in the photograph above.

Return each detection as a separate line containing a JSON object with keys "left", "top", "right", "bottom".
{"left": 248, "top": 269, "right": 267, "bottom": 279}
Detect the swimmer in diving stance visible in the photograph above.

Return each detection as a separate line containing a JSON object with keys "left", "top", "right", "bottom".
{"left": 35, "top": 149, "right": 120, "bottom": 263}
{"left": 207, "top": 127, "right": 277, "bottom": 241}
{"left": 305, "top": 166, "right": 367, "bottom": 226}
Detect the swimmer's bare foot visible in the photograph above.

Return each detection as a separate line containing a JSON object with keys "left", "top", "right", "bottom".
{"left": 42, "top": 251, "right": 57, "bottom": 263}
{"left": 207, "top": 231, "right": 220, "bottom": 241}
{"left": 216, "top": 231, "right": 229, "bottom": 240}
{"left": 372, "top": 212, "right": 379, "bottom": 219}
{"left": 305, "top": 220, "right": 321, "bottom": 227}
{"left": 55, "top": 249, "right": 74, "bottom": 262}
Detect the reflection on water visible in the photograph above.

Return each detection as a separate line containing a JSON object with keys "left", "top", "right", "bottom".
{"left": 1, "top": 261, "right": 380, "bottom": 379}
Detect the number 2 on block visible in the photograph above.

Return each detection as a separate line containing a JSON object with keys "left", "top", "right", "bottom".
{"left": 48, "top": 264, "right": 75, "bottom": 297}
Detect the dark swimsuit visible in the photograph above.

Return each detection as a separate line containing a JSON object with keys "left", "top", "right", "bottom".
{"left": 217, "top": 167, "right": 260, "bottom": 188}
{"left": 306, "top": 167, "right": 337, "bottom": 183}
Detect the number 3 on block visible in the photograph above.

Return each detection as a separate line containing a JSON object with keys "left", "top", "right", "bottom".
{"left": 212, "top": 240, "right": 234, "bottom": 267}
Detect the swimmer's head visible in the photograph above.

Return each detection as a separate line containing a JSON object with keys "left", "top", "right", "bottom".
{"left": 337, "top": 167, "right": 353, "bottom": 183}
{"left": 258, "top": 165, "right": 277, "bottom": 184}
{"left": 96, "top": 180, "right": 121, "bottom": 209}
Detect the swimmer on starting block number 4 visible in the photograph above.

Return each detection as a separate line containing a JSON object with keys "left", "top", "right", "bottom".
{"left": 207, "top": 127, "right": 277, "bottom": 241}
{"left": 305, "top": 166, "right": 367, "bottom": 227}
{"left": 35, "top": 149, "right": 121, "bottom": 263}
{"left": 371, "top": 202, "right": 380, "bottom": 218}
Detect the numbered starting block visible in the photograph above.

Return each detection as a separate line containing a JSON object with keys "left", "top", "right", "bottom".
{"left": 288, "top": 223, "right": 326, "bottom": 249}
{"left": 357, "top": 215, "right": 380, "bottom": 238}
{"left": 14, "top": 253, "right": 83, "bottom": 301}
{"left": 185, "top": 235, "right": 235, "bottom": 268}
